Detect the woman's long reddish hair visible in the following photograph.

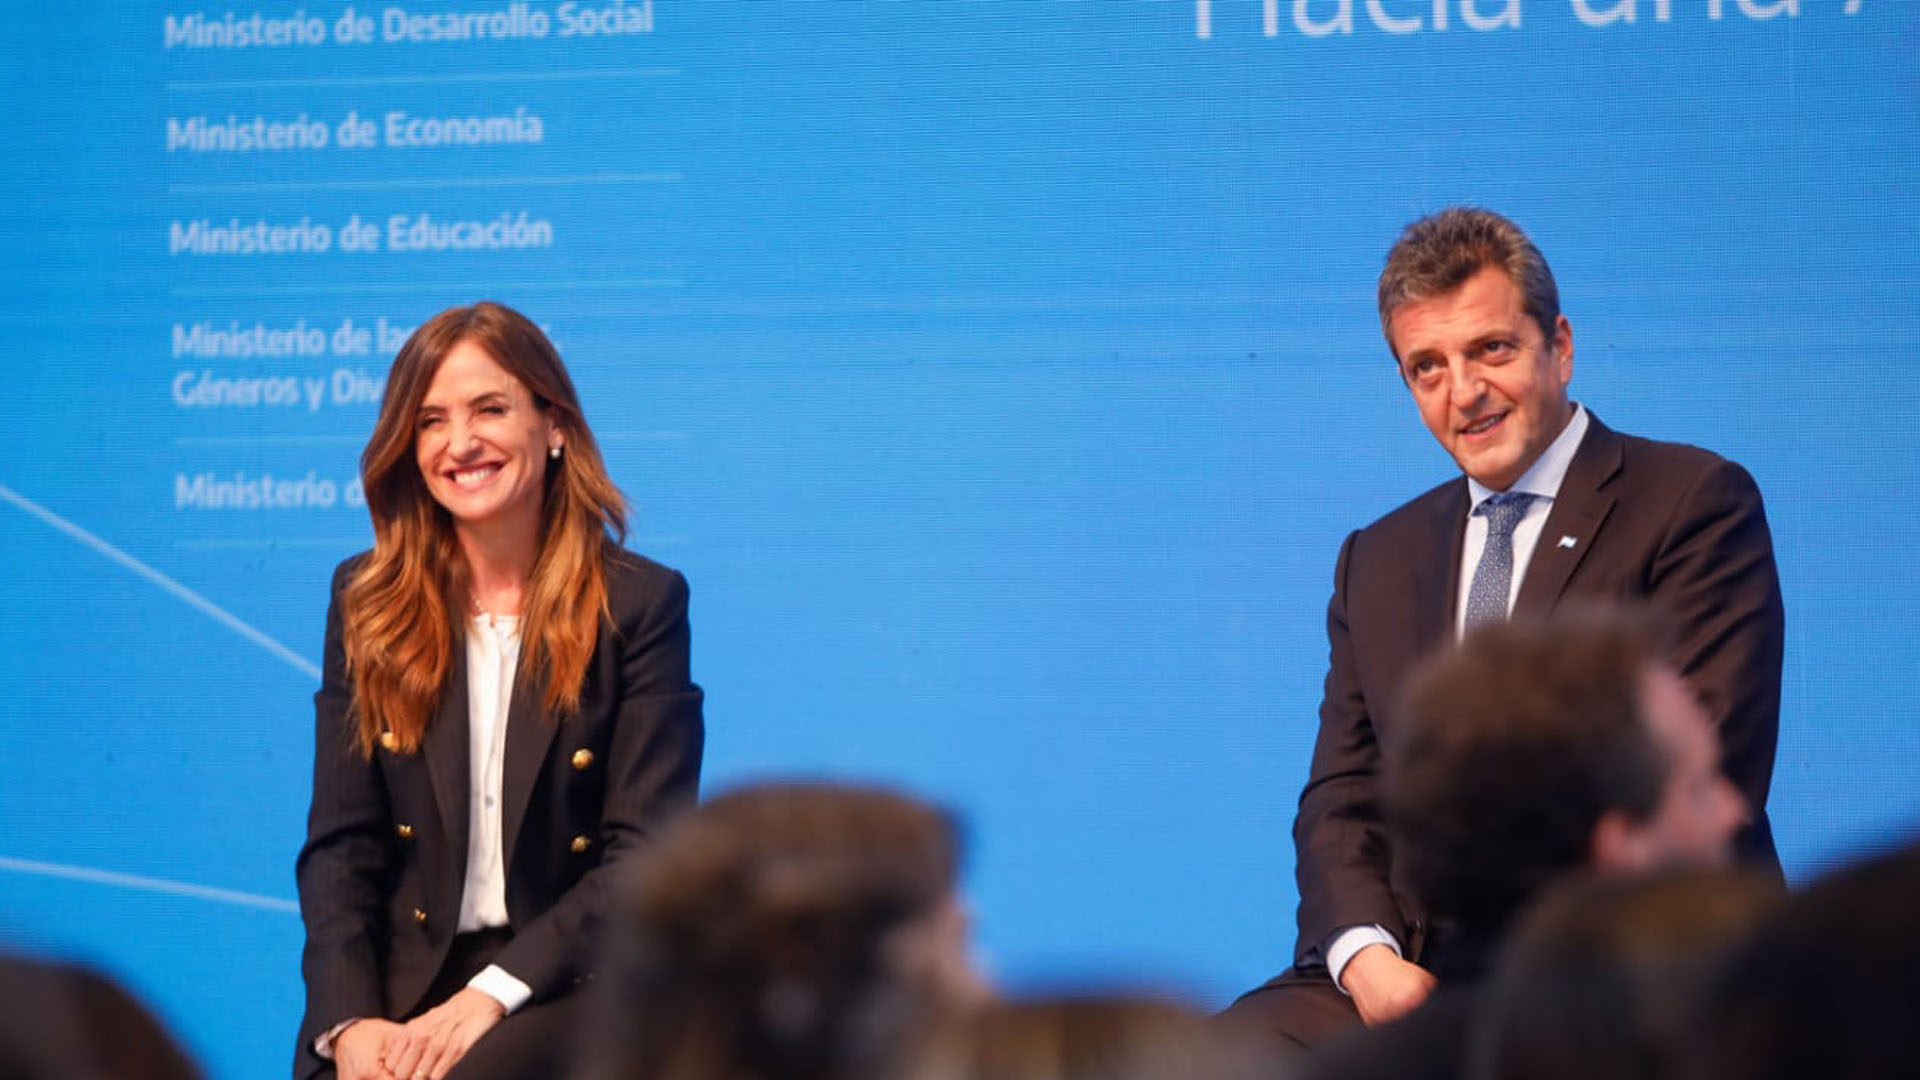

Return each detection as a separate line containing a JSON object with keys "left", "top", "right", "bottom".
{"left": 341, "top": 301, "right": 628, "bottom": 755}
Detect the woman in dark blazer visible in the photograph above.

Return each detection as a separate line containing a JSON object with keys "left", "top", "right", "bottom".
{"left": 294, "top": 301, "right": 704, "bottom": 1080}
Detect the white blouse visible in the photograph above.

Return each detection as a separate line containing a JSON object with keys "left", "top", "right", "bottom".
{"left": 457, "top": 612, "right": 531, "bottom": 1012}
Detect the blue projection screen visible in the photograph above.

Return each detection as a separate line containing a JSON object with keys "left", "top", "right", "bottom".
{"left": 2, "top": 3, "right": 1917, "bottom": 1076}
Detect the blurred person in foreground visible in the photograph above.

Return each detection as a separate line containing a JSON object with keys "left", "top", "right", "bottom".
{"left": 1466, "top": 867, "right": 1780, "bottom": 1080}
{"left": 0, "top": 953, "right": 202, "bottom": 1080}
{"left": 580, "top": 781, "right": 989, "bottom": 1080}
{"left": 295, "top": 301, "right": 704, "bottom": 1080}
{"left": 1299, "top": 609, "right": 1746, "bottom": 1080}
{"left": 1688, "top": 835, "right": 1920, "bottom": 1080}
{"left": 905, "top": 995, "right": 1283, "bottom": 1080}
{"left": 1225, "top": 207, "right": 1784, "bottom": 1050}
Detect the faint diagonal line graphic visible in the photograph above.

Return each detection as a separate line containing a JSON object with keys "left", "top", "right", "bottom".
{"left": 0, "top": 856, "right": 297, "bottom": 915}
{"left": 0, "top": 482, "right": 321, "bottom": 683}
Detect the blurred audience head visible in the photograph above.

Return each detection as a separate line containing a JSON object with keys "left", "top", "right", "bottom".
{"left": 903, "top": 995, "right": 1280, "bottom": 1080}
{"left": 585, "top": 781, "right": 986, "bottom": 1080}
{"left": 1467, "top": 867, "right": 1780, "bottom": 1080}
{"left": 1388, "top": 607, "right": 1745, "bottom": 934}
{"left": 0, "top": 954, "right": 202, "bottom": 1080}
{"left": 1688, "top": 836, "right": 1920, "bottom": 1080}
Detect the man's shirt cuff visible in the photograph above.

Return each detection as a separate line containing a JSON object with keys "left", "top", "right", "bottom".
{"left": 467, "top": 964, "right": 533, "bottom": 1014}
{"left": 314, "top": 1018, "right": 360, "bottom": 1059}
{"left": 1326, "top": 925, "right": 1402, "bottom": 995}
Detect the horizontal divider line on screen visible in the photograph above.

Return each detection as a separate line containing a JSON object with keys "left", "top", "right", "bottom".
{"left": 0, "top": 482, "right": 321, "bottom": 682}
{"left": 174, "top": 435, "right": 364, "bottom": 447}
{"left": 0, "top": 855, "right": 297, "bottom": 915}
{"left": 166, "top": 533, "right": 690, "bottom": 550}
{"left": 165, "top": 66, "right": 680, "bottom": 92}
{"left": 174, "top": 432, "right": 364, "bottom": 445}
{"left": 166, "top": 173, "right": 683, "bottom": 196}
{"left": 171, "top": 279, "right": 685, "bottom": 299}
{"left": 593, "top": 430, "right": 690, "bottom": 441}
{"left": 625, "top": 534, "right": 691, "bottom": 547}
{"left": 173, "top": 538, "right": 359, "bottom": 551}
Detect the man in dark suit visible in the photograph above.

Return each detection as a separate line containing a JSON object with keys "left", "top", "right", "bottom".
{"left": 1221, "top": 207, "right": 1784, "bottom": 1049}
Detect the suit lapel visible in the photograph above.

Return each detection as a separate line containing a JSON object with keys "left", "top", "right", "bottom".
{"left": 1514, "top": 414, "right": 1622, "bottom": 619}
{"left": 499, "top": 662, "right": 557, "bottom": 882}
{"left": 423, "top": 644, "right": 472, "bottom": 872}
{"left": 1416, "top": 481, "right": 1471, "bottom": 651}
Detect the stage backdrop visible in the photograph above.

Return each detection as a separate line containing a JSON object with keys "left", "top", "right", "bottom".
{"left": 2, "top": 3, "right": 1916, "bottom": 1076}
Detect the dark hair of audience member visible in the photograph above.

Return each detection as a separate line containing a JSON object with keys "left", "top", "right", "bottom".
{"left": 1387, "top": 611, "right": 1671, "bottom": 935}
{"left": 1687, "top": 835, "right": 1920, "bottom": 1080}
{"left": 1466, "top": 867, "right": 1780, "bottom": 1080}
{"left": 903, "top": 995, "right": 1281, "bottom": 1080}
{"left": 0, "top": 954, "right": 203, "bottom": 1080}
{"left": 581, "top": 782, "right": 973, "bottom": 1080}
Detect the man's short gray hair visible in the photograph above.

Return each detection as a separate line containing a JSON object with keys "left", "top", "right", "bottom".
{"left": 1377, "top": 207, "right": 1561, "bottom": 358}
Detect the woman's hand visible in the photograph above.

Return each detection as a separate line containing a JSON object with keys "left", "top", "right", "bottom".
{"left": 381, "top": 988, "right": 507, "bottom": 1080}
{"left": 334, "top": 1018, "right": 404, "bottom": 1080}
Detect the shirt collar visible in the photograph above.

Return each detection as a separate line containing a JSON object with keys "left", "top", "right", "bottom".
{"left": 1466, "top": 402, "right": 1588, "bottom": 511}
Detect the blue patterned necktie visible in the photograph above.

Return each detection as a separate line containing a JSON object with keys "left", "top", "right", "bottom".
{"left": 1464, "top": 492, "right": 1537, "bottom": 630}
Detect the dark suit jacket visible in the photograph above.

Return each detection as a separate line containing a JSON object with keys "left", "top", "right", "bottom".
{"left": 1291, "top": 413, "right": 1784, "bottom": 968}
{"left": 293, "top": 548, "right": 704, "bottom": 1079}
